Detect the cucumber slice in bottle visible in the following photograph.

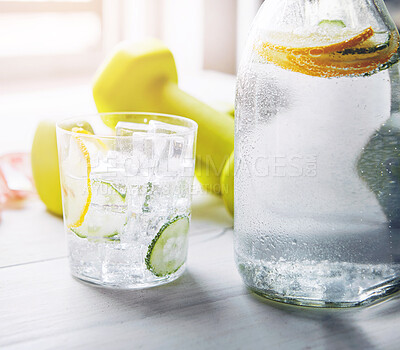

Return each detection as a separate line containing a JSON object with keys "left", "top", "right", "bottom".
{"left": 337, "top": 32, "right": 391, "bottom": 56}
{"left": 145, "top": 215, "right": 190, "bottom": 277}
{"left": 71, "top": 180, "right": 127, "bottom": 239}
{"left": 318, "top": 19, "right": 346, "bottom": 29}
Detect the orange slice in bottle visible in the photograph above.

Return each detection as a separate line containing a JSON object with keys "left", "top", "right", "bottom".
{"left": 257, "top": 27, "right": 399, "bottom": 78}
{"left": 329, "top": 31, "right": 394, "bottom": 61}
{"left": 293, "top": 30, "right": 399, "bottom": 78}
{"left": 261, "top": 27, "right": 374, "bottom": 56}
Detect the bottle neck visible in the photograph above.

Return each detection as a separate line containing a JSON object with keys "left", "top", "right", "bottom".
{"left": 258, "top": 0, "right": 397, "bottom": 33}
{"left": 304, "top": 0, "right": 353, "bottom": 24}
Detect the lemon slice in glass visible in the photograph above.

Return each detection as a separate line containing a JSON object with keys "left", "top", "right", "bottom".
{"left": 61, "top": 135, "right": 92, "bottom": 228}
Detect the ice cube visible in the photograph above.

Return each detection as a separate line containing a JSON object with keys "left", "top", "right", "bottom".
{"left": 115, "top": 126, "right": 152, "bottom": 176}
{"left": 154, "top": 134, "right": 193, "bottom": 176}
{"left": 149, "top": 122, "right": 195, "bottom": 176}
{"left": 140, "top": 181, "right": 174, "bottom": 215}
{"left": 124, "top": 155, "right": 141, "bottom": 177}
{"left": 115, "top": 121, "right": 149, "bottom": 136}
{"left": 116, "top": 122, "right": 149, "bottom": 154}
{"left": 183, "top": 132, "right": 195, "bottom": 158}
{"left": 101, "top": 150, "right": 125, "bottom": 173}
{"left": 115, "top": 121, "right": 193, "bottom": 178}
{"left": 152, "top": 135, "right": 169, "bottom": 160}
{"left": 131, "top": 132, "right": 153, "bottom": 158}
{"left": 148, "top": 120, "right": 188, "bottom": 135}
{"left": 131, "top": 132, "right": 155, "bottom": 177}
{"left": 170, "top": 136, "right": 185, "bottom": 158}
{"left": 167, "top": 136, "right": 186, "bottom": 174}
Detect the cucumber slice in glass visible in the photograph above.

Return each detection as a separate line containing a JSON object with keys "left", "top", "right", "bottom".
{"left": 70, "top": 208, "right": 126, "bottom": 239}
{"left": 91, "top": 180, "right": 126, "bottom": 205}
{"left": 71, "top": 180, "right": 127, "bottom": 239}
{"left": 145, "top": 215, "right": 190, "bottom": 277}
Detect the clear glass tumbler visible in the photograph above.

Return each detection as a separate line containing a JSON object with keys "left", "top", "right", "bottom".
{"left": 57, "top": 112, "right": 197, "bottom": 288}
{"left": 235, "top": 0, "right": 400, "bottom": 307}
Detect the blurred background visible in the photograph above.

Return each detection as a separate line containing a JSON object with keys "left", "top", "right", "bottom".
{"left": 0, "top": 0, "right": 259, "bottom": 82}
{"left": 0, "top": 0, "right": 400, "bottom": 152}
{"left": 0, "top": 0, "right": 399, "bottom": 81}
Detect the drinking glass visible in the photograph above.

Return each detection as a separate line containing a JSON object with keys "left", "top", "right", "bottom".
{"left": 57, "top": 112, "right": 197, "bottom": 288}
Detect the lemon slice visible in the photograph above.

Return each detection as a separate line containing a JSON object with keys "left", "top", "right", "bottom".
{"left": 64, "top": 121, "right": 94, "bottom": 134}
{"left": 71, "top": 127, "right": 93, "bottom": 135}
{"left": 62, "top": 126, "right": 128, "bottom": 239}
{"left": 72, "top": 127, "right": 108, "bottom": 151}
{"left": 62, "top": 135, "right": 92, "bottom": 228}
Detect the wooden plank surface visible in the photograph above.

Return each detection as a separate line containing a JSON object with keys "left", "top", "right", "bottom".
{"left": 1, "top": 195, "right": 400, "bottom": 350}
{"left": 0, "top": 200, "right": 67, "bottom": 268}
{"left": 1, "top": 75, "right": 400, "bottom": 350}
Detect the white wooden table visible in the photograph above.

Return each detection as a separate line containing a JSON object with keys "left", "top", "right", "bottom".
{"left": 1, "top": 74, "right": 400, "bottom": 350}
{"left": 1, "top": 193, "right": 400, "bottom": 350}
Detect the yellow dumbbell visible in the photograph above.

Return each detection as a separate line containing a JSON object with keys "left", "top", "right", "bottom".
{"left": 31, "top": 40, "right": 235, "bottom": 217}
{"left": 93, "top": 39, "right": 234, "bottom": 198}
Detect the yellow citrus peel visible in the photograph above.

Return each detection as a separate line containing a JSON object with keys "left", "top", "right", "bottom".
{"left": 257, "top": 27, "right": 400, "bottom": 78}
{"left": 262, "top": 27, "right": 374, "bottom": 55}
{"left": 71, "top": 127, "right": 108, "bottom": 151}
{"left": 68, "top": 135, "right": 92, "bottom": 229}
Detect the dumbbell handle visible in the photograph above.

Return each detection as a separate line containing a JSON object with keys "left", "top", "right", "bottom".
{"left": 162, "top": 81, "right": 234, "bottom": 192}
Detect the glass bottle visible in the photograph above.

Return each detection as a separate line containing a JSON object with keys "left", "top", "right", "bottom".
{"left": 235, "top": 0, "right": 400, "bottom": 307}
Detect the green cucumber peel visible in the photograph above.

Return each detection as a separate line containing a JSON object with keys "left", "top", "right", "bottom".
{"left": 145, "top": 215, "right": 190, "bottom": 277}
